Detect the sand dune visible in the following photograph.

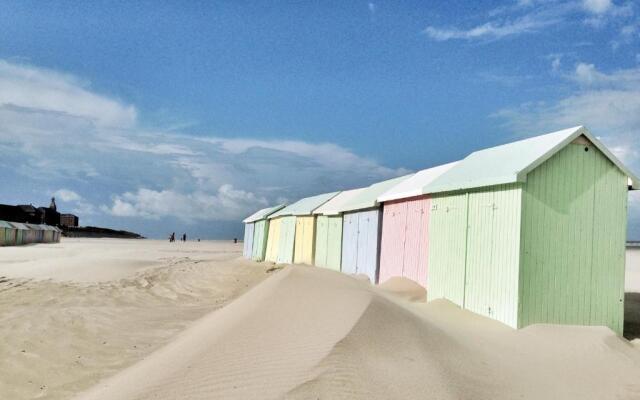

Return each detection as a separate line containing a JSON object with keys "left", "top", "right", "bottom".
{"left": 0, "top": 239, "right": 271, "bottom": 400}
{"left": 3, "top": 240, "right": 640, "bottom": 400}
{"left": 75, "top": 265, "right": 640, "bottom": 400}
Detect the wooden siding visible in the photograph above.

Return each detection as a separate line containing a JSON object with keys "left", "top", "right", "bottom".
{"left": 326, "top": 216, "right": 343, "bottom": 270}
{"left": 243, "top": 223, "right": 254, "bottom": 259}
{"left": 379, "top": 200, "right": 408, "bottom": 283}
{"left": 276, "top": 216, "right": 296, "bottom": 264}
{"left": 379, "top": 196, "right": 430, "bottom": 286}
{"left": 428, "top": 186, "right": 522, "bottom": 328}
{"left": 519, "top": 143, "right": 627, "bottom": 333}
{"left": 403, "top": 197, "right": 430, "bottom": 286}
{"left": 341, "top": 213, "right": 359, "bottom": 275}
{"left": 294, "top": 216, "right": 316, "bottom": 264}
{"left": 464, "top": 184, "right": 521, "bottom": 328}
{"left": 314, "top": 215, "right": 343, "bottom": 271}
{"left": 341, "top": 209, "right": 381, "bottom": 283}
{"left": 427, "top": 193, "right": 469, "bottom": 306}
{"left": 265, "top": 217, "right": 281, "bottom": 262}
{"left": 251, "top": 219, "right": 269, "bottom": 261}
{"left": 315, "top": 215, "right": 329, "bottom": 267}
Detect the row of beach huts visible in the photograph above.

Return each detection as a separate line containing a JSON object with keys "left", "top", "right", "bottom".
{"left": 242, "top": 126, "right": 639, "bottom": 334}
{"left": 0, "top": 221, "right": 62, "bottom": 246}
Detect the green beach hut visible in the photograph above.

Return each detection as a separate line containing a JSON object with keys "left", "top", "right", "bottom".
{"left": 0, "top": 220, "right": 15, "bottom": 246}
{"left": 9, "top": 222, "right": 30, "bottom": 245}
{"left": 267, "top": 192, "right": 339, "bottom": 265}
{"left": 242, "top": 204, "right": 286, "bottom": 262}
{"left": 312, "top": 188, "right": 365, "bottom": 271}
{"left": 424, "top": 126, "right": 638, "bottom": 334}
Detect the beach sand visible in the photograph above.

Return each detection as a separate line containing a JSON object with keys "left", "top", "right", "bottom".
{"left": 0, "top": 239, "right": 272, "bottom": 400}
{"left": 1, "top": 239, "right": 640, "bottom": 400}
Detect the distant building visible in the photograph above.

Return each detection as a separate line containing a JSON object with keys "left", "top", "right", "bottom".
{"left": 60, "top": 213, "right": 79, "bottom": 227}
{"left": 0, "top": 198, "right": 61, "bottom": 225}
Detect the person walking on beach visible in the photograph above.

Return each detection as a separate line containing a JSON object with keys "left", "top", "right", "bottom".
{"left": 169, "top": 232, "right": 175, "bottom": 243}
{"left": 182, "top": 233, "right": 186, "bottom": 242}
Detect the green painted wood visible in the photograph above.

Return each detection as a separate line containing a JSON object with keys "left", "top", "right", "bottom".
{"left": 251, "top": 219, "right": 269, "bottom": 261}
{"left": 277, "top": 216, "right": 296, "bottom": 264}
{"left": 315, "top": 215, "right": 343, "bottom": 271}
{"left": 590, "top": 150, "right": 627, "bottom": 333}
{"left": 464, "top": 184, "right": 522, "bottom": 328}
{"left": 427, "top": 192, "right": 469, "bottom": 306}
{"left": 315, "top": 216, "right": 329, "bottom": 267}
{"left": 519, "top": 143, "right": 627, "bottom": 333}
{"left": 326, "top": 215, "right": 343, "bottom": 271}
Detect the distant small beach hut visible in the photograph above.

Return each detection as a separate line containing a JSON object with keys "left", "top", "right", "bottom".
{"left": 242, "top": 220, "right": 255, "bottom": 258}
{"left": 0, "top": 220, "right": 14, "bottom": 246}
{"left": 267, "top": 192, "right": 339, "bottom": 265}
{"left": 339, "top": 174, "right": 414, "bottom": 283}
{"left": 312, "top": 188, "right": 365, "bottom": 271}
{"left": 52, "top": 226, "right": 62, "bottom": 242}
{"left": 242, "top": 204, "right": 286, "bottom": 261}
{"left": 9, "top": 222, "right": 30, "bottom": 245}
{"left": 25, "top": 223, "right": 44, "bottom": 243}
{"left": 39, "top": 224, "right": 57, "bottom": 243}
{"left": 376, "top": 162, "right": 458, "bottom": 287}
{"left": 424, "top": 126, "right": 638, "bottom": 334}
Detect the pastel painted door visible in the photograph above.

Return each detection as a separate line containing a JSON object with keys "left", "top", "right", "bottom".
{"left": 402, "top": 197, "right": 430, "bottom": 287}
{"left": 356, "top": 209, "right": 381, "bottom": 284}
{"left": 294, "top": 216, "right": 315, "bottom": 264}
{"left": 427, "top": 193, "right": 469, "bottom": 306}
{"left": 378, "top": 200, "right": 408, "bottom": 284}
{"left": 277, "top": 216, "right": 296, "bottom": 264}
{"left": 325, "top": 216, "right": 343, "bottom": 271}
{"left": 243, "top": 223, "right": 254, "bottom": 258}
{"left": 265, "top": 218, "right": 281, "bottom": 262}
{"left": 341, "top": 213, "right": 359, "bottom": 275}
{"left": 252, "top": 220, "right": 268, "bottom": 261}
{"left": 314, "top": 216, "right": 329, "bottom": 267}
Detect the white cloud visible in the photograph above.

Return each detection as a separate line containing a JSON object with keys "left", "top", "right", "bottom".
{"left": 0, "top": 60, "right": 136, "bottom": 127}
{"left": 583, "top": 0, "right": 612, "bottom": 14}
{"left": 53, "top": 189, "right": 81, "bottom": 202}
{"left": 425, "top": 1, "right": 636, "bottom": 42}
{"left": 102, "top": 185, "right": 267, "bottom": 222}
{"left": 0, "top": 59, "right": 405, "bottom": 227}
{"left": 52, "top": 189, "right": 96, "bottom": 216}
{"left": 423, "top": 13, "right": 558, "bottom": 41}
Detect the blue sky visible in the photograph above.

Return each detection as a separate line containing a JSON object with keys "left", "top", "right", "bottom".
{"left": 0, "top": 0, "right": 639, "bottom": 239}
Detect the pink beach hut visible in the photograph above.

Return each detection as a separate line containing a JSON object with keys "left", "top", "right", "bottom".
{"left": 376, "top": 162, "right": 458, "bottom": 287}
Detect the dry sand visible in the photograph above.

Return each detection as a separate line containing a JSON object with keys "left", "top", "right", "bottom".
{"left": 76, "top": 268, "right": 640, "bottom": 400}
{"left": 0, "top": 239, "right": 272, "bottom": 400}
{"left": 625, "top": 247, "right": 640, "bottom": 341}
{"left": 2, "top": 240, "right": 640, "bottom": 400}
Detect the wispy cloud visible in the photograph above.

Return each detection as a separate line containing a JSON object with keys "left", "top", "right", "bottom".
{"left": 582, "top": 0, "right": 613, "bottom": 14}
{"left": 424, "top": 1, "right": 636, "bottom": 42}
{"left": 423, "top": 12, "right": 559, "bottom": 41}
{"left": 0, "top": 60, "right": 406, "bottom": 226}
{"left": 0, "top": 60, "right": 136, "bottom": 127}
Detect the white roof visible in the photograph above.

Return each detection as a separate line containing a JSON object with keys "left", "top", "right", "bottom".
{"left": 269, "top": 192, "right": 340, "bottom": 218}
{"left": 377, "top": 161, "right": 459, "bottom": 202}
{"left": 313, "top": 188, "right": 366, "bottom": 215}
{"left": 423, "top": 126, "right": 639, "bottom": 194}
{"left": 339, "top": 174, "right": 414, "bottom": 213}
{"left": 243, "top": 204, "right": 286, "bottom": 223}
